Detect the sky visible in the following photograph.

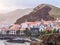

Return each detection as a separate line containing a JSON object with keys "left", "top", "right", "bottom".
{"left": 0, "top": 0, "right": 60, "bottom": 13}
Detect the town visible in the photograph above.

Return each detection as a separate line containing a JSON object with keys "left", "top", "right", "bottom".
{"left": 0, "top": 18, "right": 60, "bottom": 37}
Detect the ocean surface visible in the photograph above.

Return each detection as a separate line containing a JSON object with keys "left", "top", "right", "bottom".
{"left": 0, "top": 40, "right": 30, "bottom": 45}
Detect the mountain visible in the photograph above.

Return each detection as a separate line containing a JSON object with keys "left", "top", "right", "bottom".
{"left": 35, "top": 4, "right": 60, "bottom": 19}
{"left": 0, "top": 8, "right": 32, "bottom": 26}
{"left": 15, "top": 4, "right": 60, "bottom": 24}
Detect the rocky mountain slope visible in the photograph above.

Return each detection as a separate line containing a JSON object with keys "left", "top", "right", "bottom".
{"left": 15, "top": 4, "right": 60, "bottom": 24}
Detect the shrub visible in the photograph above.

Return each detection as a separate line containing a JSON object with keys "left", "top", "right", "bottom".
{"left": 53, "top": 28, "right": 57, "bottom": 33}
{"left": 44, "top": 30, "right": 52, "bottom": 34}
{"left": 24, "top": 28, "right": 31, "bottom": 37}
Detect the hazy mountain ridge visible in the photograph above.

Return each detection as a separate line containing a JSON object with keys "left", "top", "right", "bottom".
{"left": 0, "top": 8, "right": 32, "bottom": 26}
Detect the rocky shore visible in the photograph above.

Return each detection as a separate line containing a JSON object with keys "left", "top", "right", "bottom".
{"left": 30, "top": 33, "right": 60, "bottom": 45}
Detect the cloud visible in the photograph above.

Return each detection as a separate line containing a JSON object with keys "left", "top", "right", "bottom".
{"left": 0, "top": 0, "right": 60, "bottom": 13}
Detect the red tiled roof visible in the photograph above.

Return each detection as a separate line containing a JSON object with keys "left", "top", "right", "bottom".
{"left": 27, "top": 22, "right": 36, "bottom": 25}
{"left": 44, "top": 21, "right": 50, "bottom": 25}
{"left": 10, "top": 24, "right": 20, "bottom": 30}
{"left": 27, "top": 21, "right": 41, "bottom": 25}
{"left": 55, "top": 26, "right": 60, "bottom": 28}
{"left": 46, "top": 27, "right": 52, "bottom": 30}
{"left": 0, "top": 27, "right": 9, "bottom": 30}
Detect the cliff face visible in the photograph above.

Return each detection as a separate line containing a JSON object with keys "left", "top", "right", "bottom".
{"left": 15, "top": 4, "right": 55, "bottom": 24}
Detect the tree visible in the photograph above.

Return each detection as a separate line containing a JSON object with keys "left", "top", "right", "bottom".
{"left": 45, "top": 30, "right": 49, "bottom": 34}
{"left": 16, "top": 30, "right": 20, "bottom": 35}
{"left": 24, "top": 28, "right": 31, "bottom": 37}
{"left": 53, "top": 28, "right": 57, "bottom": 33}
{"left": 6, "top": 30, "right": 10, "bottom": 35}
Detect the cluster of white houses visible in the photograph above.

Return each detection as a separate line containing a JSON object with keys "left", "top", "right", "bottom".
{"left": 0, "top": 18, "right": 60, "bottom": 35}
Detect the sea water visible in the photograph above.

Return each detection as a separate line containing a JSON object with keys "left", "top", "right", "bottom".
{"left": 0, "top": 40, "right": 30, "bottom": 45}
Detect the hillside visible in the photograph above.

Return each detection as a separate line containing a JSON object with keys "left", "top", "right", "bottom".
{"left": 35, "top": 4, "right": 60, "bottom": 19}
{"left": 15, "top": 4, "right": 60, "bottom": 24}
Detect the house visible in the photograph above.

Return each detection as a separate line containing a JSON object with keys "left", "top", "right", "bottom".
{"left": 30, "top": 28, "right": 40, "bottom": 37}
{"left": 49, "top": 22, "right": 55, "bottom": 28}
{"left": 54, "top": 26, "right": 60, "bottom": 33}
{"left": 38, "top": 24, "right": 45, "bottom": 31}
{"left": 10, "top": 24, "right": 20, "bottom": 30}
{"left": 9, "top": 24, "right": 20, "bottom": 34}
{"left": 20, "top": 21, "right": 40, "bottom": 30}
{"left": 20, "top": 30, "right": 25, "bottom": 36}
{"left": 8, "top": 30, "right": 16, "bottom": 35}
{"left": 46, "top": 27, "right": 52, "bottom": 31}
{"left": 21, "top": 22, "right": 28, "bottom": 28}
{"left": 0, "top": 27, "right": 9, "bottom": 34}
